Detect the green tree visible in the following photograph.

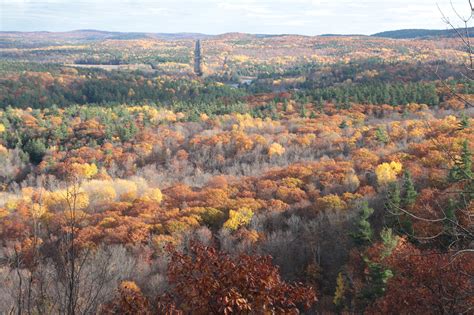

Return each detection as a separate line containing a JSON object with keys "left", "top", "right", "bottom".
{"left": 352, "top": 201, "right": 374, "bottom": 245}
{"left": 24, "top": 139, "right": 47, "bottom": 164}
{"left": 360, "top": 229, "right": 396, "bottom": 307}
{"left": 375, "top": 127, "right": 389, "bottom": 144}
{"left": 299, "top": 105, "right": 307, "bottom": 118}
{"left": 386, "top": 182, "right": 401, "bottom": 214}
{"left": 449, "top": 140, "right": 472, "bottom": 182}
{"left": 401, "top": 170, "right": 417, "bottom": 208}
{"left": 459, "top": 112, "right": 470, "bottom": 130}
{"left": 361, "top": 259, "right": 393, "bottom": 304}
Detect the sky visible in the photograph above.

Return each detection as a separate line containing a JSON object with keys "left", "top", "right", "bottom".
{"left": 0, "top": 0, "right": 472, "bottom": 35}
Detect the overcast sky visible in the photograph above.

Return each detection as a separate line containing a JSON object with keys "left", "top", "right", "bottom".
{"left": 0, "top": 0, "right": 471, "bottom": 35}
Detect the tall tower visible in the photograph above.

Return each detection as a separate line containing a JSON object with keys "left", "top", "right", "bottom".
{"left": 194, "top": 40, "right": 203, "bottom": 77}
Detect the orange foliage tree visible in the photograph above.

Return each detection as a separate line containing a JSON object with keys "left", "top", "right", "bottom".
{"left": 101, "top": 281, "right": 151, "bottom": 315}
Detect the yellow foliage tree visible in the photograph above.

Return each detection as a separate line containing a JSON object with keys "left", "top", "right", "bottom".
{"left": 281, "top": 177, "right": 304, "bottom": 188}
{"left": 316, "top": 194, "right": 347, "bottom": 212}
{"left": 143, "top": 188, "right": 163, "bottom": 204}
{"left": 5, "top": 199, "right": 18, "bottom": 211}
{"left": 375, "top": 161, "right": 403, "bottom": 186}
{"left": 223, "top": 207, "right": 254, "bottom": 231}
{"left": 82, "top": 180, "right": 117, "bottom": 206}
{"left": 45, "top": 189, "right": 89, "bottom": 212}
{"left": 30, "top": 203, "right": 47, "bottom": 219}
{"left": 268, "top": 143, "right": 286, "bottom": 157}
{"left": 71, "top": 163, "right": 98, "bottom": 179}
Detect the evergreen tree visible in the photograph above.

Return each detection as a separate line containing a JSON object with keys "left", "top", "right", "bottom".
{"left": 400, "top": 217, "right": 414, "bottom": 238}
{"left": 459, "top": 112, "right": 470, "bottom": 130}
{"left": 444, "top": 198, "right": 458, "bottom": 239}
{"left": 271, "top": 111, "right": 280, "bottom": 120}
{"left": 24, "top": 139, "right": 47, "bottom": 164}
{"left": 375, "top": 126, "right": 389, "bottom": 144}
{"left": 401, "top": 108, "right": 409, "bottom": 119}
{"left": 352, "top": 201, "right": 374, "bottom": 245}
{"left": 386, "top": 181, "right": 401, "bottom": 225}
{"left": 361, "top": 259, "right": 393, "bottom": 303}
{"left": 316, "top": 97, "right": 324, "bottom": 111}
{"left": 387, "top": 182, "right": 401, "bottom": 212}
{"left": 299, "top": 105, "right": 307, "bottom": 118}
{"left": 359, "top": 229, "right": 396, "bottom": 307}
{"left": 380, "top": 228, "right": 398, "bottom": 258}
{"left": 449, "top": 140, "right": 472, "bottom": 182}
{"left": 401, "top": 170, "right": 417, "bottom": 208}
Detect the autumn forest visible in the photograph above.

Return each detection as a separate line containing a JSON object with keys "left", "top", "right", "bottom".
{"left": 0, "top": 4, "right": 473, "bottom": 314}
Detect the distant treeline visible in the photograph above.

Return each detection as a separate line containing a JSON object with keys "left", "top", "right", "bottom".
{"left": 372, "top": 27, "right": 474, "bottom": 39}
{"left": 0, "top": 60, "right": 471, "bottom": 111}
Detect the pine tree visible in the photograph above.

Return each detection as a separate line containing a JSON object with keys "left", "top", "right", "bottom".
{"left": 459, "top": 112, "right": 470, "bottom": 130}
{"left": 375, "top": 126, "right": 389, "bottom": 144}
{"left": 402, "top": 108, "right": 409, "bottom": 119}
{"left": 401, "top": 170, "right": 417, "bottom": 208}
{"left": 380, "top": 228, "right": 398, "bottom": 258}
{"left": 449, "top": 140, "right": 472, "bottom": 182}
{"left": 362, "top": 259, "right": 393, "bottom": 303}
{"left": 359, "top": 229, "right": 397, "bottom": 307}
{"left": 386, "top": 181, "right": 401, "bottom": 227}
{"left": 444, "top": 198, "right": 458, "bottom": 239}
{"left": 461, "top": 140, "right": 473, "bottom": 178}
{"left": 24, "top": 139, "right": 47, "bottom": 164}
{"left": 387, "top": 182, "right": 401, "bottom": 211}
{"left": 352, "top": 201, "right": 374, "bottom": 245}
{"left": 339, "top": 120, "right": 348, "bottom": 129}
{"left": 300, "top": 105, "right": 307, "bottom": 118}
{"left": 316, "top": 97, "right": 324, "bottom": 112}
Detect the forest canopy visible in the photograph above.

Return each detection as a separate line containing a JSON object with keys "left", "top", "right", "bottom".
{"left": 0, "top": 26, "right": 472, "bottom": 314}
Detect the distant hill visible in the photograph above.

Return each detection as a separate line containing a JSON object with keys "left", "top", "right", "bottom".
{"left": 3, "top": 28, "right": 474, "bottom": 44}
{"left": 0, "top": 30, "right": 213, "bottom": 44}
{"left": 69, "top": 30, "right": 212, "bottom": 41}
{"left": 320, "top": 34, "right": 366, "bottom": 37}
{"left": 371, "top": 27, "right": 474, "bottom": 39}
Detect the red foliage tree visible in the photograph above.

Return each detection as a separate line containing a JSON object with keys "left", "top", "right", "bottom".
{"left": 368, "top": 239, "right": 474, "bottom": 314}
{"left": 157, "top": 243, "right": 317, "bottom": 314}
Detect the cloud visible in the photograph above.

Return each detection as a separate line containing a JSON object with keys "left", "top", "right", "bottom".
{"left": 0, "top": 0, "right": 468, "bottom": 34}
